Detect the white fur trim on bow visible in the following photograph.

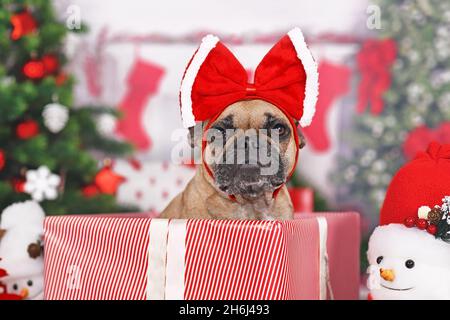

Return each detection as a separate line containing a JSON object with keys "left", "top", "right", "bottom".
{"left": 287, "top": 27, "right": 319, "bottom": 127}
{"left": 180, "top": 34, "right": 219, "bottom": 128}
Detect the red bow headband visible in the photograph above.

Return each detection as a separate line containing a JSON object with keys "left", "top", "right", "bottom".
{"left": 180, "top": 27, "right": 319, "bottom": 128}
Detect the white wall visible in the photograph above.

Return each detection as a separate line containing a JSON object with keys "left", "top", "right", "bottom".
{"left": 56, "top": 0, "right": 369, "bottom": 38}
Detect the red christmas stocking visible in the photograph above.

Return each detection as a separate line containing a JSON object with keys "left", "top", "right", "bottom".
{"left": 302, "top": 61, "right": 351, "bottom": 152}
{"left": 84, "top": 55, "right": 102, "bottom": 98}
{"left": 116, "top": 59, "right": 165, "bottom": 151}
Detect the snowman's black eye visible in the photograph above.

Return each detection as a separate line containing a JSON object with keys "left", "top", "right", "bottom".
{"left": 12, "top": 284, "right": 18, "bottom": 291}
{"left": 405, "top": 259, "right": 415, "bottom": 269}
{"left": 376, "top": 256, "right": 383, "bottom": 264}
{"left": 27, "top": 280, "right": 33, "bottom": 287}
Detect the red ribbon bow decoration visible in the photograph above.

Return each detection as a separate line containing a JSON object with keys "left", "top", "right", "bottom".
{"left": 180, "top": 27, "right": 319, "bottom": 129}
{"left": 403, "top": 122, "right": 450, "bottom": 160}
{"left": 355, "top": 39, "right": 397, "bottom": 115}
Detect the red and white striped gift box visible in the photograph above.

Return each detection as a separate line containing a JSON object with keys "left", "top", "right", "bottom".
{"left": 44, "top": 213, "right": 360, "bottom": 300}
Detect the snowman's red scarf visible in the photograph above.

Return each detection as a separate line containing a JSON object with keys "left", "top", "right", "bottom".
{"left": 0, "top": 266, "right": 22, "bottom": 300}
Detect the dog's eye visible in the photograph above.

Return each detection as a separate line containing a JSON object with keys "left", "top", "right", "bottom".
{"left": 208, "top": 127, "right": 226, "bottom": 144}
{"left": 211, "top": 127, "right": 226, "bottom": 136}
{"left": 272, "top": 124, "right": 287, "bottom": 136}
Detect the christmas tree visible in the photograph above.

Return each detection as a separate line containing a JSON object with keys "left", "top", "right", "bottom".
{"left": 0, "top": 0, "right": 133, "bottom": 215}
{"left": 336, "top": 0, "right": 450, "bottom": 227}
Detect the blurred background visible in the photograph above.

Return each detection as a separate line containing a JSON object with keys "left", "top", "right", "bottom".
{"left": 1, "top": 0, "right": 450, "bottom": 275}
{"left": 56, "top": 0, "right": 369, "bottom": 215}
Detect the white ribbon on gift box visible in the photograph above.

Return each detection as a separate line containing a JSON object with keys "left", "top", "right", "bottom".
{"left": 317, "top": 216, "right": 334, "bottom": 300}
{"left": 147, "top": 217, "right": 332, "bottom": 300}
{"left": 147, "top": 219, "right": 169, "bottom": 300}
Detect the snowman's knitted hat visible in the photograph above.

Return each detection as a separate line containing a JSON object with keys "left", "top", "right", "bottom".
{"left": 379, "top": 142, "right": 450, "bottom": 241}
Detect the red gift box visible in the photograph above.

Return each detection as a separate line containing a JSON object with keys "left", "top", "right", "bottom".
{"left": 44, "top": 212, "right": 359, "bottom": 300}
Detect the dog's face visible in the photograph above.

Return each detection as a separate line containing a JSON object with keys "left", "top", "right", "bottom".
{"left": 197, "top": 99, "right": 304, "bottom": 200}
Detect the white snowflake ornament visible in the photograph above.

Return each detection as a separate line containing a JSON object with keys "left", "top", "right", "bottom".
{"left": 42, "top": 103, "right": 69, "bottom": 133}
{"left": 24, "top": 166, "right": 61, "bottom": 202}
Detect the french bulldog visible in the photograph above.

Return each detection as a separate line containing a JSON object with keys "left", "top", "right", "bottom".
{"left": 160, "top": 27, "right": 318, "bottom": 220}
{"left": 160, "top": 99, "right": 305, "bottom": 220}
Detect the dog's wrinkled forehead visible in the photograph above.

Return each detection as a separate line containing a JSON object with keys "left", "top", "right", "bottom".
{"left": 209, "top": 100, "right": 291, "bottom": 130}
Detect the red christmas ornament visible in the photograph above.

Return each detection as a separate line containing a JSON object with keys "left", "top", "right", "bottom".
{"left": 94, "top": 165, "right": 125, "bottom": 195}
{"left": 16, "top": 119, "right": 39, "bottom": 139}
{"left": 404, "top": 216, "right": 416, "bottom": 228}
{"left": 10, "top": 11, "right": 37, "bottom": 41}
{"left": 42, "top": 54, "right": 59, "bottom": 75}
{"left": 416, "top": 218, "right": 429, "bottom": 230}
{"left": 81, "top": 184, "right": 100, "bottom": 198}
{"left": 0, "top": 150, "right": 5, "bottom": 171}
{"left": 22, "top": 60, "right": 45, "bottom": 79}
{"left": 55, "top": 72, "right": 68, "bottom": 86}
{"left": 11, "top": 178, "right": 26, "bottom": 193}
{"left": 427, "top": 224, "right": 437, "bottom": 235}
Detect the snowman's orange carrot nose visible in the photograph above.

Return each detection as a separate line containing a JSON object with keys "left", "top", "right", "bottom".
{"left": 20, "top": 288, "right": 29, "bottom": 299}
{"left": 380, "top": 268, "right": 395, "bottom": 282}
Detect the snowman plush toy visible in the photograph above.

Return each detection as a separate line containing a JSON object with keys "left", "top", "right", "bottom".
{"left": 0, "top": 201, "right": 45, "bottom": 300}
{"left": 367, "top": 142, "right": 450, "bottom": 300}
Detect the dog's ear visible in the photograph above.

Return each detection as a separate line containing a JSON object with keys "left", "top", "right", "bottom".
{"left": 188, "top": 122, "right": 204, "bottom": 148}
{"left": 297, "top": 125, "right": 306, "bottom": 149}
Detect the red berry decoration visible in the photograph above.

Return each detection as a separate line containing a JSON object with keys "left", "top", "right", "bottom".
{"left": 42, "top": 54, "right": 59, "bottom": 75}
{"left": 427, "top": 224, "right": 437, "bottom": 235}
{"left": 11, "top": 178, "right": 26, "bottom": 193}
{"left": 0, "top": 149, "right": 5, "bottom": 171}
{"left": 16, "top": 119, "right": 39, "bottom": 139}
{"left": 416, "top": 218, "right": 429, "bottom": 230}
{"left": 404, "top": 216, "right": 416, "bottom": 228}
{"left": 94, "top": 165, "right": 125, "bottom": 195}
{"left": 23, "top": 60, "right": 45, "bottom": 79}
{"left": 10, "top": 11, "right": 37, "bottom": 40}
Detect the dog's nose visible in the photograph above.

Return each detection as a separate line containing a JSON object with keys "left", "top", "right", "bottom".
{"left": 234, "top": 134, "right": 259, "bottom": 165}
{"left": 244, "top": 137, "right": 250, "bottom": 152}
{"left": 239, "top": 163, "right": 261, "bottom": 174}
